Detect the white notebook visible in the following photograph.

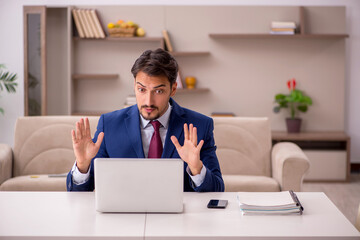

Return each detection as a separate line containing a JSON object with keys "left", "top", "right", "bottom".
{"left": 237, "top": 191, "right": 303, "bottom": 214}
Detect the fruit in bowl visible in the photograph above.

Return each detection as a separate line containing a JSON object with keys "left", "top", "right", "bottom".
{"left": 136, "top": 27, "right": 146, "bottom": 37}
{"left": 107, "top": 19, "right": 145, "bottom": 37}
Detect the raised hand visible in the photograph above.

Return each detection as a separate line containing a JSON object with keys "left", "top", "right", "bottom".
{"left": 171, "top": 123, "right": 204, "bottom": 175}
{"left": 71, "top": 118, "right": 104, "bottom": 173}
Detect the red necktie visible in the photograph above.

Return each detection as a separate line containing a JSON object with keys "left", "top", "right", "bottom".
{"left": 148, "top": 120, "right": 163, "bottom": 158}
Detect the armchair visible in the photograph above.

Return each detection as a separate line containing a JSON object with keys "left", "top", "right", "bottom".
{"left": 213, "top": 117, "right": 310, "bottom": 192}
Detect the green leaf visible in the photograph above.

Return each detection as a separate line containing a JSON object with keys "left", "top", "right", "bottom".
{"left": 303, "top": 96, "right": 313, "bottom": 105}
{"left": 279, "top": 102, "right": 288, "bottom": 108}
{"left": 275, "top": 94, "right": 286, "bottom": 101}
{"left": 0, "top": 70, "right": 18, "bottom": 93}
{"left": 0, "top": 107, "right": 4, "bottom": 115}
{"left": 285, "top": 95, "right": 294, "bottom": 103}
{"left": 298, "top": 105, "right": 308, "bottom": 112}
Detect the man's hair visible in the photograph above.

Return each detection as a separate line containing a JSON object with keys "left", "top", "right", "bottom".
{"left": 131, "top": 48, "right": 179, "bottom": 86}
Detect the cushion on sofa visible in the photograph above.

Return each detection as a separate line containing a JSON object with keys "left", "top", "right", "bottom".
{"left": 213, "top": 117, "right": 272, "bottom": 177}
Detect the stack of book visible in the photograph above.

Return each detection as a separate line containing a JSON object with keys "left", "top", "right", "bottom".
{"left": 72, "top": 8, "right": 106, "bottom": 39}
{"left": 270, "top": 21, "right": 296, "bottom": 35}
{"left": 124, "top": 95, "right": 136, "bottom": 108}
{"left": 237, "top": 191, "right": 304, "bottom": 215}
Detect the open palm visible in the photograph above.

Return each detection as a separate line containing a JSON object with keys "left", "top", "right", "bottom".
{"left": 171, "top": 123, "right": 204, "bottom": 175}
{"left": 71, "top": 118, "right": 104, "bottom": 173}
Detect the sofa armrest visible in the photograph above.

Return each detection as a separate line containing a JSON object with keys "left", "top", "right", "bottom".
{"left": 271, "top": 142, "right": 310, "bottom": 192}
{"left": 0, "top": 143, "right": 13, "bottom": 185}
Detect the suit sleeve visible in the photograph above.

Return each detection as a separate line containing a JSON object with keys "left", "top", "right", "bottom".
{"left": 191, "top": 118, "right": 225, "bottom": 192}
{"left": 66, "top": 114, "right": 109, "bottom": 191}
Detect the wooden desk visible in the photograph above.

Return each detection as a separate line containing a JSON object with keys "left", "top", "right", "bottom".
{"left": 0, "top": 192, "right": 359, "bottom": 239}
{"left": 272, "top": 131, "right": 351, "bottom": 182}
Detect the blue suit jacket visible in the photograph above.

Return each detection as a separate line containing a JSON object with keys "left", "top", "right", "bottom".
{"left": 66, "top": 98, "right": 224, "bottom": 192}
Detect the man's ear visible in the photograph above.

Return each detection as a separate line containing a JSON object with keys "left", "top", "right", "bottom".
{"left": 171, "top": 82, "right": 177, "bottom": 96}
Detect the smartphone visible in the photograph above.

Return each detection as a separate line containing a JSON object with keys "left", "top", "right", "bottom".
{"left": 207, "top": 199, "right": 228, "bottom": 209}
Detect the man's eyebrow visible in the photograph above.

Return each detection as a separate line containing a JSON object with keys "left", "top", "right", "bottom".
{"left": 136, "top": 82, "right": 166, "bottom": 89}
{"left": 153, "top": 84, "right": 166, "bottom": 88}
{"left": 136, "top": 82, "right": 146, "bottom": 87}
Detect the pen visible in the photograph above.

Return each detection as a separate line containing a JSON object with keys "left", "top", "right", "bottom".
{"left": 289, "top": 190, "right": 304, "bottom": 214}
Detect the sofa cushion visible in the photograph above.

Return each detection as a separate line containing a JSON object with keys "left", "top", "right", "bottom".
{"left": 213, "top": 117, "right": 272, "bottom": 177}
{"left": 13, "top": 116, "right": 99, "bottom": 177}
{"left": 0, "top": 175, "right": 67, "bottom": 191}
{"left": 223, "top": 175, "right": 280, "bottom": 192}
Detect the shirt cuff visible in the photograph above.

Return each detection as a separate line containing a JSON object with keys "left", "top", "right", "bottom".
{"left": 71, "top": 162, "right": 90, "bottom": 185}
{"left": 186, "top": 165, "right": 207, "bottom": 187}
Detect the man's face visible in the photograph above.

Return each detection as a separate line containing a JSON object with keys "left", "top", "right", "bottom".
{"left": 134, "top": 71, "right": 177, "bottom": 120}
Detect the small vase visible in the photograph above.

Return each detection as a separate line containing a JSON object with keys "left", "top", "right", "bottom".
{"left": 286, "top": 118, "right": 302, "bottom": 133}
{"left": 185, "top": 76, "right": 196, "bottom": 89}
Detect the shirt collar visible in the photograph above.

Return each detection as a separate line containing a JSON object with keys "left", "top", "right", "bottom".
{"left": 140, "top": 102, "right": 172, "bottom": 129}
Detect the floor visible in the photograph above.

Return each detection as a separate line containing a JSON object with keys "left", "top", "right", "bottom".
{"left": 302, "top": 173, "right": 360, "bottom": 226}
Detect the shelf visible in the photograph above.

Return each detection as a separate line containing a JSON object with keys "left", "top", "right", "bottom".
{"left": 72, "top": 111, "right": 106, "bottom": 116}
{"left": 176, "top": 88, "right": 210, "bottom": 94}
{"left": 170, "top": 51, "right": 210, "bottom": 57}
{"left": 72, "top": 74, "right": 119, "bottom": 80}
{"left": 272, "top": 131, "right": 349, "bottom": 141}
{"left": 209, "top": 33, "right": 349, "bottom": 39}
{"left": 73, "top": 36, "right": 163, "bottom": 42}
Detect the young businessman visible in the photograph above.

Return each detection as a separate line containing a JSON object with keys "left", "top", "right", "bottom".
{"left": 66, "top": 48, "right": 224, "bottom": 192}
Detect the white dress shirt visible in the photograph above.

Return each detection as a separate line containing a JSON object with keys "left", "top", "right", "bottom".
{"left": 72, "top": 103, "right": 206, "bottom": 187}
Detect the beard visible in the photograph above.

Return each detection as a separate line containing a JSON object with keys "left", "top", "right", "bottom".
{"left": 139, "top": 105, "right": 160, "bottom": 120}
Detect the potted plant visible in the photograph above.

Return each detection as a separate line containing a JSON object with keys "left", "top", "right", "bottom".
{"left": 273, "top": 78, "right": 312, "bottom": 133}
{"left": 0, "top": 64, "right": 18, "bottom": 115}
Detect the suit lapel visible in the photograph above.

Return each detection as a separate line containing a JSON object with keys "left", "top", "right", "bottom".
{"left": 162, "top": 99, "right": 186, "bottom": 158}
{"left": 125, "top": 105, "right": 145, "bottom": 158}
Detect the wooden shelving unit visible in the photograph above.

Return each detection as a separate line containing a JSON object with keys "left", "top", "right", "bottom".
{"left": 176, "top": 88, "right": 210, "bottom": 94}
{"left": 209, "top": 33, "right": 349, "bottom": 39}
{"left": 72, "top": 74, "right": 119, "bottom": 80}
{"left": 170, "top": 51, "right": 210, "bottom": 57}
{"left": 209, "top": 6, "right": 348, "bottom": 40}
{"left": 73, "top": 36, "right": 164, "bottom": 42}
{"left": 72, "top": 111, "right": 106, "bottom": 116}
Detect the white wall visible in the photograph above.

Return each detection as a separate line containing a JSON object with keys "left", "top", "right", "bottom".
{"left": 0, "top": 0, "right": 359, "bottom": 163}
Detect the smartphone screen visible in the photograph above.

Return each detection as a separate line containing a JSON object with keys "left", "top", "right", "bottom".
{"left": 207, "top": 199, "right": 228, "bottom": 208}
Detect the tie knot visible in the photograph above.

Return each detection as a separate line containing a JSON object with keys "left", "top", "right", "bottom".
{"left": 150, "top": 120, "right": 161, "bottom": 131}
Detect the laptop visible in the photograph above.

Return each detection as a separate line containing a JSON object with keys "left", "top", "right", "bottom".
{"left": 94, "top": 158, "right": 184, "bottom": 213}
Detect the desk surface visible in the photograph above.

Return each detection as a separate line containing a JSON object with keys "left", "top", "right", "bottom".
{"left": 0, "top": 192, "right": 359, "bottom": 240}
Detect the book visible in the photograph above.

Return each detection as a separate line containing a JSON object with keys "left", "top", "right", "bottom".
{"left": 271, "top": 28, "right": 295, "bottom": 32}
{"left": 237, "top": 191, "right": 303, "bottom": 215}
{"left": 270, "top": 31, "right": 295, "bottom": 35}
{"left": 162, "top": 30, "right": 174, "bottom": 52}
{"left": 72, "top": 9, "right": 85, "bottom": 38}
{"left": 83, "top": 9, "right": 95, "bottom": 38}
{"left": 77, "top": 9, "right": 90, "bottom": 38}
{"left": 271, "top": 21, "right": 296, "bottom": 29}
{"left": 124, "top": 95, "right": 137, "bottom": 108}
{"left": 86, "top": 9, "right": 99, "bottom": 38}
{"left": 90, "top": 9, "right": 106, "bottom": 38}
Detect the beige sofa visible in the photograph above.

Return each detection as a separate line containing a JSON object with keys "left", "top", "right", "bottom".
{"left": 0, "top": 116, "right": 309, "bottom": 191}
{"left": 0, "top": 116, "right": 99, "bottom": 191}
{"left": 213, "top": 117, "right": 310, "bottom": 192}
